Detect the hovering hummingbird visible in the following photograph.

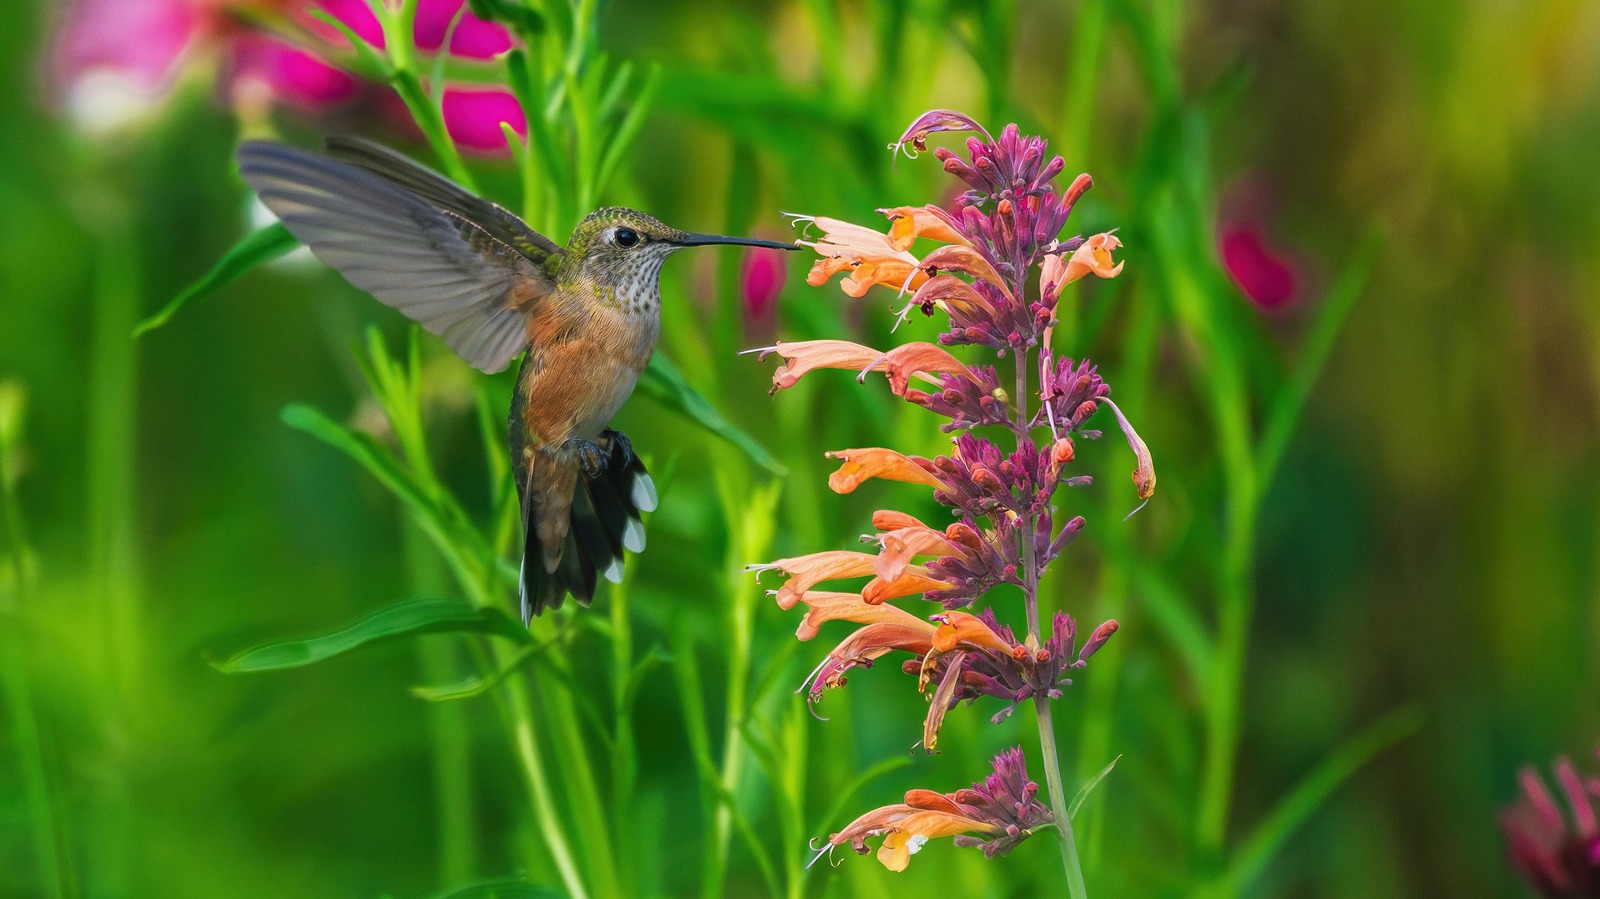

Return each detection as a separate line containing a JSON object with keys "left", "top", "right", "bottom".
{"left": 238, "top": 137, "right": 797, "bottom": 622}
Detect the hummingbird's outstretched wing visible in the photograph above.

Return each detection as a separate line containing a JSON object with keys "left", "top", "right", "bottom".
{"left": 238, "top": 139, "right": 558, "bottom": 374}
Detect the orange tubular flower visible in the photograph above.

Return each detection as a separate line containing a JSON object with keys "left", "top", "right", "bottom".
{"left": 797, "top": 215, "right": 930, "bottom": 298}
{"left": 917, "top": 244, "right": 1011, "bottom": 296}
{"left": 931, "top": 611, "right": 1017, "bottom": 655}
{"left": 743, "top": 339, "right": 886, "bottom": 393}
{"left": 878, "top": 342, "right": 976, "bottom": 396}
{"left": 1041, "top": 231, "right": 1124, "bottom": 298}
{"left": 872, "top": 522, "right": 959, "bottom": 581}
{"left": 862, "top": 569, "right": 952, "bottom": 605}
{"left": 825, "top": 448, "right": 944, "bottom": 494}
{"left": 813, "top": 746, "right": 1051, "bottom": 872}
{"left": 879, "top": 205, "right": 972, "bottom": 250}
{"left": 1100, "top": 396, "right": 1157, "bottom": 511}
{"left": 799, "top": 620, "right": 938, "bottom": 703}
{"left": 825, "top": 801, "right": 1001, "bottom": 872}
{"left": 745, "top": 550, "right": 879, "bottom": 609}
{"left": 792, "top": 591, "right": 931, "bottom": 641}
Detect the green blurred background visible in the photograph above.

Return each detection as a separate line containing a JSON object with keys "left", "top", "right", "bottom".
{"left": 2, "top": 0, "right": 1598, "bottom": 897}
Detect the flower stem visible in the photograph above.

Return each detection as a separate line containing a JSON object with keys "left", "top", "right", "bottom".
{"left": 1015, "top": 347, "right": 1088, "bottom": 899}
{"left": 1037, "top": 696, "right": 1088, "bottom": 898}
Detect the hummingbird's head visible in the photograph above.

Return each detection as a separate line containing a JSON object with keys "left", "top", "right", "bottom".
{"left": 561, "top": 207, "right": 799, "bottom": 299}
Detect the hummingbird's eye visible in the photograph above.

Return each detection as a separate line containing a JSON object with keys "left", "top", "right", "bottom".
{"left": 614, "top": 227, "right": 640, "bottom": 248}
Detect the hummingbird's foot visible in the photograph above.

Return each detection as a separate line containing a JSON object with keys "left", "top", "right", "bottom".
{"left": 601, "top": 428, "right": 634, "bottom": 472}
{"left": 559, "top": 438, "right": 609, "bottom": 479}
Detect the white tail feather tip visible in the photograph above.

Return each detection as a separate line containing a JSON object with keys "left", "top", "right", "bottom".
{"left": 632, "top": 472, "right": 658, "bottom": 513}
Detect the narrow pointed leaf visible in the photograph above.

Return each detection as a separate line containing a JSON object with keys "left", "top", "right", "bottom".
{"left": 216, "top": 599, "right": 530, "bottom": 673}
{"left": 1226, "top": 708, "right": 1421, "bottom": 892}
{"left": 638, "top": 353, "right": 786, "bottom": 477}
{"left": 411, "top": 640, "right": 547, "bottom": 701}
{"left": 1068, "top": 754, "right": 1122, "bottom": 821}
{"left": 1256, "top": 228, "right": 1382, "bottom": 489}
{"left": 280, "top": 403, "right": 433, "bottom": 515}
{"left": 134, "top": 223, "right": 299, "bottom": 336}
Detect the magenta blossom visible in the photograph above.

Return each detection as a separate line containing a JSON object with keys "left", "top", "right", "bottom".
{"left": 740, "top": 245, "right": 788, "bottom": 320}
{"left": 1216, "top": 178, "right": 1299, "bottom": 311}
{"left": 49, "top": 0, "right": 525, "bottom": 152}
{"left": 1219, "top": 227, "right": 1297, "bottom": 311}
{"left": 1502, "top": 747, "right": 1600, "bottom": 897}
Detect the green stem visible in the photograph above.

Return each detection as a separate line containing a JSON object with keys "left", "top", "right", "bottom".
{"left": 0, "top": 406, "right": 67, "bottom": 898}
{"left": 382, "top": 0, "right": 476, "bottom": 190}
{"left": 404, "top": 523, "right": 476, "bottom": 885}
{"left": 502, "top": 671, "right": 592, "bottom": 899}
{"left": 610, "top": 574, "right": 639, "bottom": 894}
{"left": 1187, "top": 315, "right": 1258, "bottom": 886}
{"left": 1015, "top": 347, "right": 1087, "bottom": 899}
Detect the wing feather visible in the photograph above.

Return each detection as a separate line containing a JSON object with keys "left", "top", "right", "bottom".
{"left": 238, "top": 140, "right": 559, "bottom": 374}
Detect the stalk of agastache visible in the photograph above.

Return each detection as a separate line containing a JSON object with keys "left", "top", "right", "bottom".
{"left": 742, "top": 111, "right": 1153, "bottom": 890}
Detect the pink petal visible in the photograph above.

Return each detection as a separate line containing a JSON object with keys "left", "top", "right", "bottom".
{"left": 442, "top": 86, "right": 526, "bottom": 154}
{"left": 229, "top": 35, "right": 360, "bottom": 112}
{"left": 303, "top": 0, "right": 386, "bottom": 49}
{"left": 1219, "top": 226, "right": 1297, "bottom": 311}
{"left": 740, "top": 246, "right": 786, "bottom": 319}
{"left": 413, "top": 0, "right": 514, "bottom": 58}
{"left": 50, "top": 0, "right": 206, "bottom": 98}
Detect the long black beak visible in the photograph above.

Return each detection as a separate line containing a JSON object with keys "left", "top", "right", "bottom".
{"left": 669, "top": 232, "right": 801, "bottom": 250}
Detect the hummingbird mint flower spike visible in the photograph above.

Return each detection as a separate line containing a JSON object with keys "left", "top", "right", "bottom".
{"left": 812, "top": 747, "right": 1050, "bottom": 872}
{"left": 750, "top": 110, "right": 1142, "bottom": 892}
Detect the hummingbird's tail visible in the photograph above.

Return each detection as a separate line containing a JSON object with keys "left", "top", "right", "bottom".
{"left": 520, "top": 443, "right": 654, "bottom": 622}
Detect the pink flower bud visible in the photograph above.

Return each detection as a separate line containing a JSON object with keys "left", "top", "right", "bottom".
{"left": 740, "top": 246, "right": 786, "bottom": 320}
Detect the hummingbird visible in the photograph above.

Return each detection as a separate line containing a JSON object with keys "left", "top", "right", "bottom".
{"left": 237, "top": 137, "right": 797, "bottom": 622}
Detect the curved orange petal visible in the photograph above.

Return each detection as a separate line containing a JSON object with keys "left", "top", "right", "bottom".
{"left": 905, "top": 273, "right": 995, "bottom": 317}
{"left": 932, "top": 611, "right": 1016, "bottom": 654}
{"left": 751, "top": 339, "right": 885, "bottom": 392}
{"left": 825, "top": 447, "right": 943, "bottom": 494}
{"left": 805, "top": 254, "right": 856, "bottom": 287}
{"left": 874, "top": 525, "right": 957, "bottom": 580}
{"left": 747, "top": 550, "right": 878, "bottom": 609}
{"left": 879, "top": 205, "right": 972, "bottom": 250}
{"left": 863, "top": 569, "right": 950, "bottom": 604}
{"left": 882, "top": 342, "right": 974, "bottom": 395}
{"left": 808, "top": 216, "right": 903, "bottom": 256}
{"left": 794, "top": 590, "right": 930, "bottom": 641}
{"left": 917, "top": 244, "right": 1009, "bottom": 296}
{"left": 843, "top": 259, "right": 927, "bottom": 297}
{"left": 1064, "top": 232, "right": 1124, "bottom": 283}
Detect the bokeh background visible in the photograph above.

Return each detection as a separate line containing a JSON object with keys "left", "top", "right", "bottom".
{"left": 2, "top": 0, "right": 1599, "bottom": 897}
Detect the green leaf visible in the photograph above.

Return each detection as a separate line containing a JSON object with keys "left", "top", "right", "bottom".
{"left": 1225, "top": 707, "right": 1421, "bottom": 892}
{"left": 410, "top": 639, "right": 548, "bottom": 701}
{"left": 1255, "top": 228, "right": 1382, "bottom": 490}
{"left": 1133, "top": 567, "right": 1213, "bottom": 681}
{"left": 280, "top": 403, "right": 433, "bottom": 516}
{"left": 133, "top": 223, "right": 299, "bottom": 336}
{"left": 637, "top": 353, "right": 786, "bottom": 477}
{"left": 1068, "top": 754, "right": 1122, "bottom": 821}
{"left": 216, "top": 599, "right": 529, "bottom": 673}
{"left": 816, "top": 754, "right": 913, "bottom": 837}
{"left": 309, "top": 9, "right": 390, "bottom": 79}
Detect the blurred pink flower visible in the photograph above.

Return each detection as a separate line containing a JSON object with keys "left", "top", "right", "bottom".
{"left": 1501, "top": 748, "right": 1600, "bottom": 897}
{"left": 740, "top": 245, "right": 787, "bottom": 319}
{"left": 415, "top": 0, "right": 515, "bottom": 57}
{"left": 49, "top": 0, "right": 525, "bottom": 152}
{"left": 439, "top": 86, "right": 527, "bottom": 153}
{"left": 1218, "top": 226, "right": 1297, "bottom": 312}
{"left": 227, "top": 33, "right": 360, "bottom": 112}
{"left": 1217, "top": 177, "right": 1299, "bottom": 312}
